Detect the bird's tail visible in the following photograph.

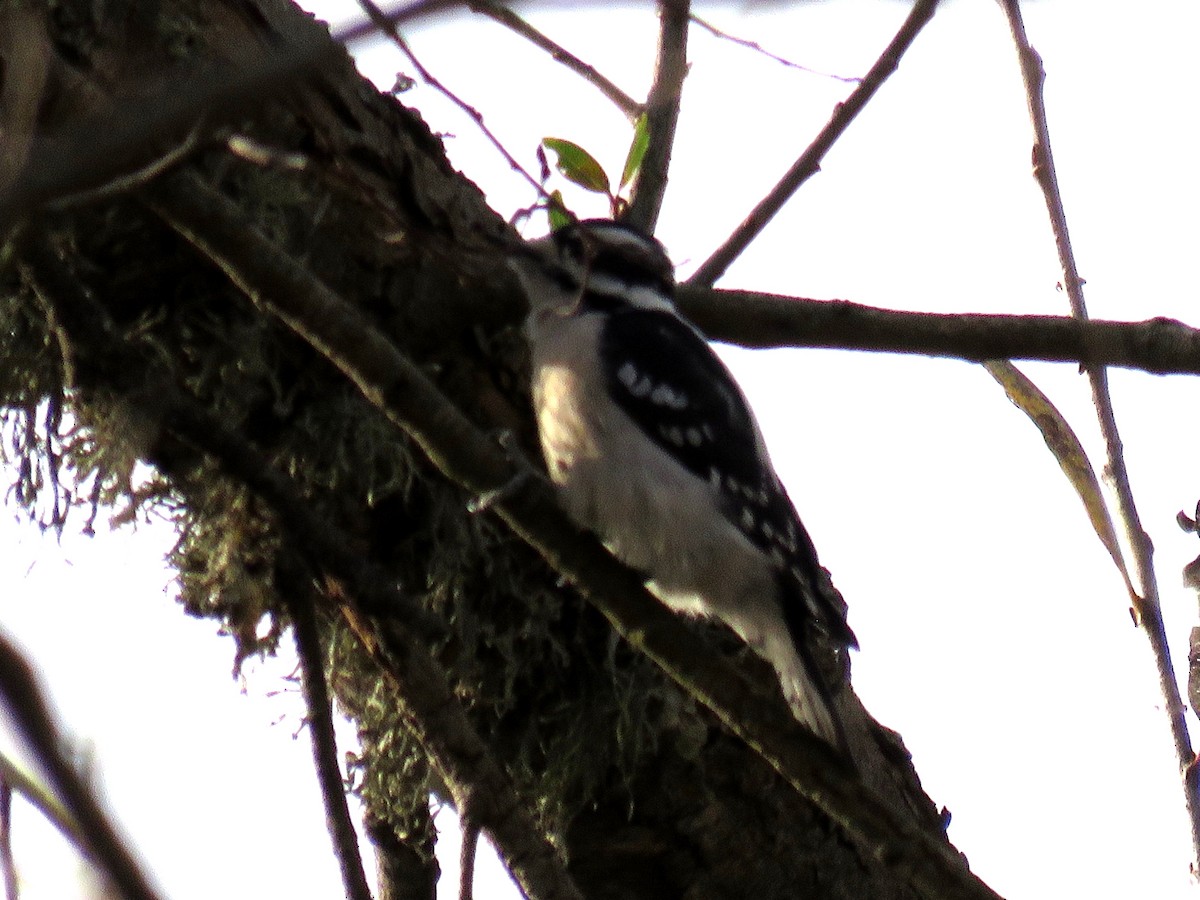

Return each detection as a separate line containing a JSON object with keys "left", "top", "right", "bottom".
{"left": 773, "top": 572, "right": 854, "bottom": 757}
{"left": 783, "top": 641, "right": 852, "bottom": 758}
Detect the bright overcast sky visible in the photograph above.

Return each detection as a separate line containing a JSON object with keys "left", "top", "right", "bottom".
{"left": 4, "top": 1, "right": 1200, "bottom": 898}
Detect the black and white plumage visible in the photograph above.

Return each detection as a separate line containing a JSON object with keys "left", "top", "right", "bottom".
{"left": 509, "top": 219, "right": 857, "bottom": 749}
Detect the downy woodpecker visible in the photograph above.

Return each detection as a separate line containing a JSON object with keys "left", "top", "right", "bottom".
{"left": 510, "top": 219, "right": 856, "bottom": 750}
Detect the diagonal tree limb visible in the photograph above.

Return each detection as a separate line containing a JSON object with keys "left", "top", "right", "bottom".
{"left": 0, "top": 751, "right": 83, "bottom": 857}
{"left": 677, "top": 285, "right": 1200, "bottom": 375}
{"left": 0, "top": 631, "right": 163, "bottom": 900}
{"left": 467, "top": 2, "right": 642, "bottom": 119}
{"left": 19, "top": 229, "right": 584, "bottom": 900}
{"left": 996, "top": 0, "right": 1200, "bottom": 868}
{"left": 282, "top": 568, "right": 375, "bottom": 900}
{"left": 623, "top": 0, "right": 689, "bottom": 234}
{"left": 144, "top": 168, "right": 1002, "bottom": 900}
{"left": 0, "top": 0, "right": 456, "bottom": 235}
{"left": 0, "top": 10, "right": 333, "bottom": 234}
{"left": 689, "top": 0, "right": 940, "bottom": 287}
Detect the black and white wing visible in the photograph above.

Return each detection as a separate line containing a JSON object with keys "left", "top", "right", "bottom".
{"left": 598, "top": 306, "right": 857, "bottom": 651}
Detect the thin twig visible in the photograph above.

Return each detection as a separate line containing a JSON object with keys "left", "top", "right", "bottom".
{"left": 42, "top": 128, "right": 204, "bottom": 211}
{"left": 459, "top": 819, "right": 480, "bottom": 900}
{"left": 335, "top": 1, "right": 464, "bottom": 47}
{"left": 0, "top": 778, "right": 16, "bottom": 900}
{"left": 0, "top": 753, "right": 82, "bottom": 852}
{"left": 689, "top": 0, "right": 940, "bottom": 287}
{"left": 689, "top": 14, "right": 861, "bottom": 84}
{"left": 677, "top": 285, "right": 1200, "bottom": 375}
{"left": 622, "top": 0, "right": 689, "bottom": 234}
{"left": 285, "top": 573, "right": 374, "bottom": 900}
{"left": 0, "top": 633, "right": 162, "bottom": 900}
{"left": 467, "top": 2, "right": 642, "bottom": 120}
{"left": 996, "top": 0, "right": 1200, "bottom": 868}
{"left": 354, "top": 0, "right": 548, "bottom": 200}
{"left": 145, "top": 169, "right": 1001, "bottom": 900}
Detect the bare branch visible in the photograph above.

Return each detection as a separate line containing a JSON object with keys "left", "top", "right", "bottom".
{"left": 997, "top": 0, "right": 1200, "bottom": 867}
{"left": 678, "top": 285, "right": 1200, "bottom": 375}
{"left": 0, "top": 631, "right": 162, "bottom": 900}
{"left": 284, "top": 573, "right": 375, "bottom": 900}
{"left": 0, "top": 778, "right": 16, "bottom": 900}
{"left": 144, "top": 169, "right": 1001, "bottom": 900}
{"left": 335, "top": 1, "right": 464, "bottom": 47}
{"left": 0, "top": 752, "right": 84, "bottom": 855}
{"left": 353, "top": 0, "right": 548, "bottom": 201}
{"left": 623, "top": 0, "right": 689, "bottom": 233}
{"left": 459, "top": 819, "right": 480, "bottom": 900}
{"left": 689, "top": 14, "right": 861, "bottom": 84}
{"left": 689, "top": 0, "right": 939, "bottom": 287}
{"left": 467, "top": 2, "right": 642, "bottom": 120}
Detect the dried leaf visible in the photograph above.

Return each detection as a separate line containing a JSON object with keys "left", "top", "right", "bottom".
{"left": 984, "top": 360, "right": 1135, "bottom": 597}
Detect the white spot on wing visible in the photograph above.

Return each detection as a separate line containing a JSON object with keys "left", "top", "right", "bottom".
{"left": 799, "top": 582, "right": 824, "bottom": 617}
{"left": 617, "top": 361, "right": 639, "bottom": 390}
{"left": 620, "top": 366, "right": 653, "bottom": 398}
{"left": 650, "top": 383, "right": 688, "bottom": 409}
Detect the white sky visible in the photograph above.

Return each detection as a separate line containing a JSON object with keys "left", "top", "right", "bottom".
{"left": 4, "top": 1, "right": 1200, "bottom": 898}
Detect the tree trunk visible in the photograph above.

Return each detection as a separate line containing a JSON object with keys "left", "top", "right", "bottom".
{"left": 0, "top": 1, "right": 956, "bottom": 897}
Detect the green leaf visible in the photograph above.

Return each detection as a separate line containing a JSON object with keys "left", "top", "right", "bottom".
{"left": 547, "top": 191, "right": 571, "bottom": 231}
{"left": 620, "top": 113, "right": 650, "bottom": 190}
{"left": 541, "top": 138, "right": 611, "bottom": 196}
{"left": 984, "top": 360, "right": 1135, "bottom": 597}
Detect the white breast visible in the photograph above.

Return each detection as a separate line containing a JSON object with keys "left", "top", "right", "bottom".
{"left": 529, "top": 308, "right": 780, "bottom": 643}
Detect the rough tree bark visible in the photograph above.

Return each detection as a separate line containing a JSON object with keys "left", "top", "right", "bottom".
{"left": 0, "top": 1, "right": 966, "bottom": 897}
